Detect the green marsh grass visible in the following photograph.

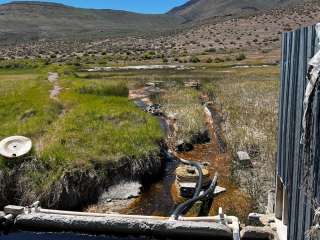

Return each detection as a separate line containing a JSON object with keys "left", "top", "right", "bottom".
{"left": 159, "top": 87, "right": 206, "bottom": 144}
{"left": 0, "top": 67, "right": 164, "bottom": 196}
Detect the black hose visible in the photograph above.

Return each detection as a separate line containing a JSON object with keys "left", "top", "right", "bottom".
{"left": 170, "top": 157, "right": 205, "bottom": 220}
{"left": 171, "top": 173, "right": 218, "bottom": 220}
{"left": 163, "top": 151, "right": 204, "bottom": 199}
{"left": 178, "top": 158, "right": 204, "bottom": 200}
{"left": 163, "top": 150, "right": 206, "bottom": 220}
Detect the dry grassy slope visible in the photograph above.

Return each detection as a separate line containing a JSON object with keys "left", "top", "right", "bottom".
{"left": 76, "top": 2, "right": 320, "bottom": 61}
{"left": 0, "top": 1, "right": 319, "bottom": 58}
{"left": 0, "top": 0, "right": 308, "bottom": 45}
{"left": 165, "top": 2, "right": 320, "bottom": 54}
{"left": 169, "top": 0, "right": 303, "bottom": 23}
{"left": 0, "top": 1, "right": 184, "bottom": 43}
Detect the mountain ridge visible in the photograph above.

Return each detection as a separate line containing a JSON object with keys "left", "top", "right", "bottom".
{"left": 168, "top": 0, "right": 303, "bottom": 22}
{"left": 0, "top": 1, "right": 185, "bottom": 44}
{"left": 0, "top": 0, "right": 310, "bottom": 44}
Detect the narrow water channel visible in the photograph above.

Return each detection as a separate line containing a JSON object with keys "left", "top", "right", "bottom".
{"left": 120, "top": 101, "right": 251, "bottom": 220}
{"left": 90, "top": 87, "right": 252, "bottom": 221}
{"left": 176, "top": 106, "right": 251, "bottom": 220}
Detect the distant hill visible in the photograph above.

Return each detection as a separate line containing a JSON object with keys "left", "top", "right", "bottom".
{"left": 169, "top": 0, "right": 302, "bottom": 23}
{"left": 0, "top": 0, "right": 310, "bottom": 45}
{"left": 0, "top": 1, "right": 184, "bottom": 44}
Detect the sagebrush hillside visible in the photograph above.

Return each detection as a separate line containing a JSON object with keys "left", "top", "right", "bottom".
{"left": 0, "top": 0, "right": 309, "bottom": 45}
{"left": 0, "top": 1, "right": 184, "bottom": 43}
{"left": 0, "top": 0, "right": 319, "bottom": 60}
{"left": 168, "top": 0, "right": 303, "bottom": 23}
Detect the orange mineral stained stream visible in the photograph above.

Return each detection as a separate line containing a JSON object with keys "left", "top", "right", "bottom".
{"left": 123, "top": 106, "right": 251, "bottom": 221}
{"left": 176, "top": 107, "right": 252, "bottom": 221}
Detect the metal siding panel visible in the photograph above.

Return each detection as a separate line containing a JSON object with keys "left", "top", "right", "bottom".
{"left": 303, "top": 25, "right": 317, "bottom": 237}
{"left": 296, "top": 25, "right": 316, "bottom": 240}
{"left": 281, "top": 31, "right": 293, "bottom": 182}
{"left": 279, "top": 25, "right": 320, "bottom": 240}
{"left": 289, "top": 27, "right": 306, "bottom": 240}
{"left": 278, "top": 32, "right": 287, "bottom": 176}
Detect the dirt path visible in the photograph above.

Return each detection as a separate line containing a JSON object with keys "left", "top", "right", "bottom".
{"left": 48, "top": 72, "right": 63, "bottom": 101}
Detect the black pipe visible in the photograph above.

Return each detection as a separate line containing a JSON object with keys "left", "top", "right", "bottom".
{"left": 178, "top": 158, "right": 204, "bottom": 200}
{"left": 163, "top": 150, "right": 206, "bottom": 220}
{"left": 170, "top": 157, "right": 205, "bottom": 220}
{"left": 162, "top": 151, "right": 204, "bottom": 200}
{"left": 171, "top": 173, "right": 218, "bottom": 220}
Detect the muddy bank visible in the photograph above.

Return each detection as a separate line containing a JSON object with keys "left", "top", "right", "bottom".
{"left": 0, "top": 170, "right": 9, "bottom": 206}
{"left": 0, "top": 149, "right": 164, "bottom": 211}
{"left": 175, "top": 129, "right": 210, "bottom": 152}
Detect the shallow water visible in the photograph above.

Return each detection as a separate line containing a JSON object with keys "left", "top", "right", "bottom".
{"left": 122, "top": 106, "right": 251, "bottom": 220}
{"left": 120, "top": 154, "right": 178, "bottom": 216}
{"left": 90, "top": 100, "right": 250, "bottom": 220}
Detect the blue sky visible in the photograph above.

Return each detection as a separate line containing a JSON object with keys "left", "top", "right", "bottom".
{"left": 0, "top": 0, "right": 189, "bottom": 13}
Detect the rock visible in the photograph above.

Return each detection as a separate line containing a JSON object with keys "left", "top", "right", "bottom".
{"left": 4, "top": 205, "right": 24, "bottom": 216}
{"left": 178, "top": 182, "right": 226, "bottom": 198}
{"left": 240, "top": 226, "right": 275, "bottom": 239}
{"left": 237, "top": 151, "right": 250, "bottom": 161}
{"left": 176, "top": 141, "right": 194, "bottom": 152}
{"left": 259, "top": 214, "right": 276, "bottom": 226}
{"left": 99, "top": 182, "right": 142, "bottom": 201}
{"left": 87, "top": 198, "right": 137, "bottom": 214}
{"left": 176, "top": 129, "right": 210, "bottom": 152}
{"left": 190, "top": 129, "right": 210, "bottom": 145}
{"left": 248, "top": 213, "right": 264, "bottom": 226}
{"left": 237, "top": 151, "right": 252, "bottom": 167}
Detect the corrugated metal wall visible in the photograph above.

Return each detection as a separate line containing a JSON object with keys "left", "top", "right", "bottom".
{"left": 278, "top": 24, "right": 320, "bottom": 240}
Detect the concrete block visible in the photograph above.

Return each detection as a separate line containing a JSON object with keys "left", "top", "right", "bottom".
{"left": 4, "top": 205, "right": 25, "bottom": 216}
{"left": 267, "top": 189, "right": 275, "bottom": 214}
{"left": 178, "top": 182, "right": 226, "bottom": 198}
{"left": 237, "top": 151, "right": 252, "bottom": 167}
{"left": 241, "top": 226, "right": 275, "bottom": 239}
{"left": 248, "top": 213, "right": 263, "bottom": 226}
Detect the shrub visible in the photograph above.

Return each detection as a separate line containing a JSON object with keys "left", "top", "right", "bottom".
{"left": 206, "top": 57, "right": 213, "bottom": 63}
{"left": 189, "top": 56, "right": 200, "bottom": 63}
{"left": 236, "top": 53, "right": 246, "bottom": 61}
{"left": 206, "top": 48, "right": 216, "bottom": 53}
{"left": 78, "top": 82, "right": 129, "bottom": 97}
{"left": 214, "top": 57, "right": 225, "bottom": 63}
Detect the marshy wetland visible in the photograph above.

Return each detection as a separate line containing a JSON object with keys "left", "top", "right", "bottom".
{"left": 0, "top": 55, "right": 279, "bottom": 227}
